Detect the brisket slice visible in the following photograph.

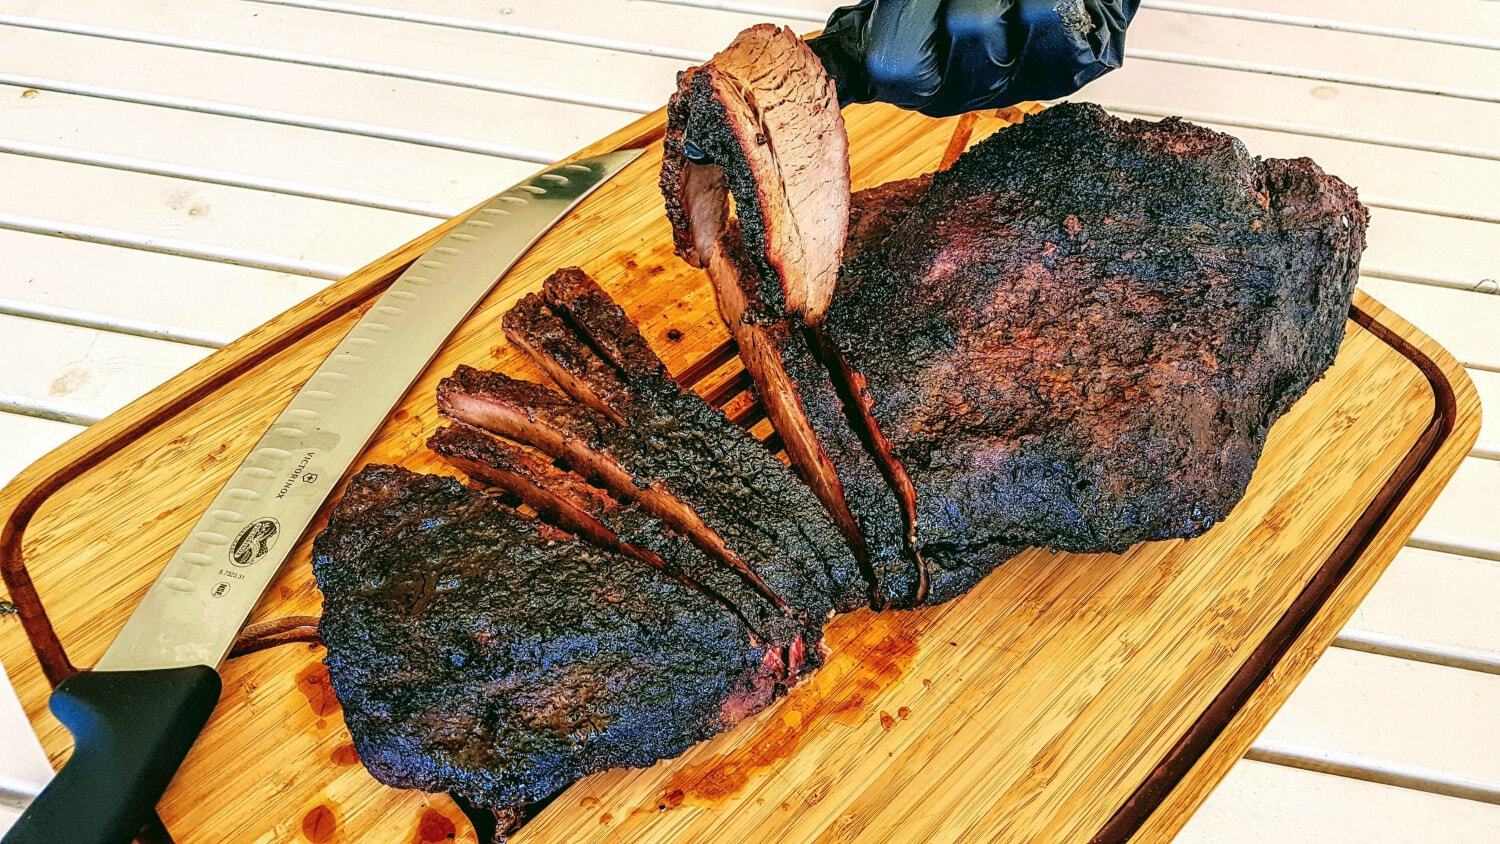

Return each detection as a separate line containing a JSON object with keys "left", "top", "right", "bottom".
{"left": 824, "top": 102, "right": 1367, "bottom": 571}
{"left": 427, "top": 421, "right": 809, "bottom": 660}
{"left": 312, "top": 465, "right": 785, "bottom": 828}
{"left": 661, "top": 23, "right": 847, "bottom": 321}
{"left": 663, "top": 27, "right": 929, "bottom": 608}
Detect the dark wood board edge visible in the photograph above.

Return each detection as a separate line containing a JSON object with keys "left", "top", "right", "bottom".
{"left": 0, "top": 105, "right": 1475, "bottom": 842}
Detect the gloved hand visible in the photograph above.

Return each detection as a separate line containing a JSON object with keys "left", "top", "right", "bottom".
{"left": 808, "top": 0, "right": 1139, "bottom": 117}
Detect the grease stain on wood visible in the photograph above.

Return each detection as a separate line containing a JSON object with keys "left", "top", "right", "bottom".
{"left": 412, "top": 808, "right": 457, "bottom": 842}
{"left": 329, "top": 742, "right": 360, "bottom": 766}
{"left": 48, "top": 368, "right": 88, "bottom": 397}
{"left": 653, "top": 611, "right": 918, "bottom": 806}
{"left": 296, "top": 661, "right": 340, "bottom": 717}
{"left": 301, "top": 804, "right": 337, "bottom": 843}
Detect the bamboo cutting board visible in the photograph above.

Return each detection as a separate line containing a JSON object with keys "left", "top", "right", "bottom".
{"left": 0, "top": 104, "right": 1480, "bottom": 844}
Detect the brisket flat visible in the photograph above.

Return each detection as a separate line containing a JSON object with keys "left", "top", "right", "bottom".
{"left": 312, "top": 465, "right": 786, "bottom": 830}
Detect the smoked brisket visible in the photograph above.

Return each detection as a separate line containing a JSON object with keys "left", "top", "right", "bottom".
{"left": 316, "top": 24, "right": 1370, "bottom": 833}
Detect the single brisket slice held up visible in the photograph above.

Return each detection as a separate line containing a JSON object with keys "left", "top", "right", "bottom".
{"left": 313, "top": 465, "right": 786, "bottom": 832}
{"left": 662, "top": 25, "right": 928, "bottom": 608}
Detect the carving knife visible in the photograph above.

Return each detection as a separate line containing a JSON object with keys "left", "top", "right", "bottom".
{"left": 2, "top": 148, "right": 643, "bottom": 844}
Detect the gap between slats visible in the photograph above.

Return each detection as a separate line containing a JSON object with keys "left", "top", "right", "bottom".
{"left": 0, "top": 212, "right": 349, "bottom": 279}
{"left": 246, "top": 0, "right": 714, "bottom": 63}
{"left": 0, "top": 139, "right": 455, "bottom": 219}
{"left": 1334, "top": 630, "right": 1500, "bottom": 677}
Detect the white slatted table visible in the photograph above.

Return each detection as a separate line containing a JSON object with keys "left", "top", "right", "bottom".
{"left": 0, "top": 1, "right": 1494, "bottom": 838}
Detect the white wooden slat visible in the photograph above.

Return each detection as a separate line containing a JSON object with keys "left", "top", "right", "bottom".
{"left": 1338, "top": 548, "right": 1500, "bottom": 673}
{"left": 0, "top": 661, "right": 53, "bottom": 797}
{"left": 0, "top": 153, "right": 432, "bottom": 277}
{"left": 0, "top": 412, "right": 83, "bottom": 489}
{"left": 651, "top": 0, "right": 1500, "bottom": 101}
{"left": 1468, "top": 368, "right": 1500, "bottom": 459}
{"left": 1148, "top": 0, "right": 1500, "bottom": 45}
{"left": 0, "top": 230, "right": 325, "bottom": 347}
{"left": 1410, "top": 457, "right": 1500, "bottom": 562}
{"left": 0, "top": 315, "right": 209, "bottom": 425}
{"left": 0, "top": 84, "right": 536, "bottom": 218}
{"left": 1125, "top": 9, "right": 1500, "bottom": 101}
{"left": 0, "top": 24, "right": 635, "bottom": 161}
{"left": 1250, "top": 648, "right": 1500, "bottom": 802}
{"left": 0, "top": 805, "right": 21, "bottom": 838}
{"left": 1360, "top": 208, "right": 1499, "bottom": 290}
{"left": 1178, "top": 759, "right": 1500, "bottom": 843}
{"left": 1359, "top": 278, "right": 1500, "bottom": 371}
{"left": 0, "top": 0, "right": 687, "bottom": 114}
{"left": 1111, "top": 112, "right": 1500, "bottom": 224}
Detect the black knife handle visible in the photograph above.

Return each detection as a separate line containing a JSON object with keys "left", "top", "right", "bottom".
{"left": 2, "top": 666, "right": 221, "bottom": 844}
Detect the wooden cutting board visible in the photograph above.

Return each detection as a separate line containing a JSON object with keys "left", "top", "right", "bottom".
{"left": 0, "top": 103, "right": 1479, "bottom": 844}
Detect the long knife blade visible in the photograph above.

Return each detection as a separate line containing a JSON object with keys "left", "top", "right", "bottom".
{"left": 94, "top": 148, "right": 642, "bottom": 673}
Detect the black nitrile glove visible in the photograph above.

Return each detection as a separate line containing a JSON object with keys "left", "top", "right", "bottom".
{"left": 808, "top": 0, "right": 1139, "bottom": 117}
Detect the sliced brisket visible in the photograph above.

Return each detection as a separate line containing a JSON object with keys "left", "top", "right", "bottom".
{"left": 437, "top": 364, "right": 859, "bottom": 629}
{"left": 663, "top": 26, "right": 929, "bottom": 607}
{"left": 427, "top": 421, "right": 809, "bottom": 658}
{"left": 316, "top": 26, "right": 1372, "bottom": 832}
{"left": 313, "top": 465, "right": 785, "bottom": 828}
{"left": 517, "top": 268, "right": 866, "bottom": 615}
